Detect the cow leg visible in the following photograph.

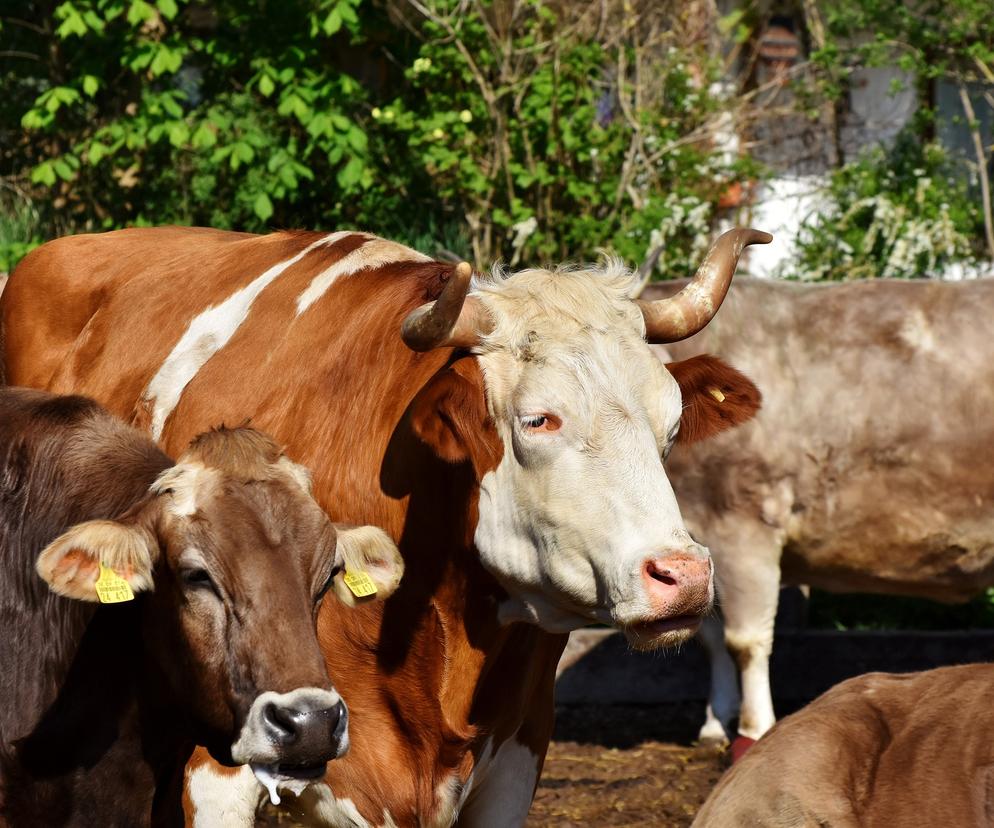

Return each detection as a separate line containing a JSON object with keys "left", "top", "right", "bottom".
{"left": 184, "top": 749, "right": 264, "bottom": 827}
{"left": 710, "top": 524, "right": 783, "bottom": 742}
{"left": 697, "top": 614, "right": 741, "bottom": 744}
{"left": 455, "top": 733, "right": 543, "bottom": 828}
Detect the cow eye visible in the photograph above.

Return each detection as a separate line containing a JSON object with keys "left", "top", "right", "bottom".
{"left": 182, "top": 568, "right": 215, "bottom": 591}
{"left": 520, "top": 413, "right": 561, "bottom": 432}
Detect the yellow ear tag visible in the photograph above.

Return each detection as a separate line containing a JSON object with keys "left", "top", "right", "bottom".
{"left": 95, "top": 564, "right": 135, "bottom": 604}
{"left": 708, "top": 387, "right": 726, "bottom": 403}
{"left": 343, "top": 569, "right": 377, "bottom": 598}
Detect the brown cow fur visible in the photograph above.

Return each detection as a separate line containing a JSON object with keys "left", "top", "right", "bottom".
{"left": 693, "top": 663, "right": 994, "bottom": 827}
{"left": 2, "top": 228, "right": 758, "bottom": 825}
{"left": 0, "top": 387, "right": 374, "bottom": 827}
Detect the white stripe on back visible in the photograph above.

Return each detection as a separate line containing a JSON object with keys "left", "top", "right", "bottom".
{"left": 143, "top": 232, "right": 345, "bottom": 440}
{"left": 295, "top": 238, "right": 430, "bottom": 316}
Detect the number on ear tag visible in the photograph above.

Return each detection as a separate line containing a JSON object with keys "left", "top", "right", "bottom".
{"left": 95, "top": 563, "right": 135, "bottom": 604}
{"left": 343, "top": 569, "right": 377, "bottom": 598}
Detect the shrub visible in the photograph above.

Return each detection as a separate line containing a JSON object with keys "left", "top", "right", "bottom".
{"left": 1, "top": 0, "right": 756, "bottom": 272}
{"left": 784, "top": 133, "right": 984, "bottom": 280}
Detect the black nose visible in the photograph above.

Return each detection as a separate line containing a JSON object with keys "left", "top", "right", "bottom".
{"left": 261, "top": 700, "right": 347, "bottom": 763}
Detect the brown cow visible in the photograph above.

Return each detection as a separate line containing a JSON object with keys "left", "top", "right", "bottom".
{"left": 693, "top": 663, "right": 994, "bottom": 827}
{"left": 1, "top": 226, "right": 766, "bottom": 825}
{"left": 644, "top": 276, "right": 994, "bottom": 746}
{"left": 0, "top": 387, "right": 402, "bottom": 826}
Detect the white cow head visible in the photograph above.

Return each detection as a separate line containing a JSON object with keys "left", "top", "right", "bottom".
{"left": 405, "top": 230, "right": 768, "bottom": 649}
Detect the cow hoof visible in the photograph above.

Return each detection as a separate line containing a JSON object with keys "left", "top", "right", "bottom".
{"left": 730, "top": 735, "right": 756, "bottom": 763}
{"left": 697, "top": 732, "right": 731, "bottom": 748}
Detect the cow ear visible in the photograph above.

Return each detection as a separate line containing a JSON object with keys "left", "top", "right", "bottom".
{"left": 331, "top": 525, "right": 404, "bottom": 607}
{"left": 408, "top": 362, "right": 501, "bottom": 475}
{"left": 667, "top": 354, "right": 761, "bottom": 444}
{"left": 36, "top": 520, "right": 158, "bottom": 602}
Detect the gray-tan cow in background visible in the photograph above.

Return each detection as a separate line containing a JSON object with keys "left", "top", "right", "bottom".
{"left": 647, "top": 276, "right": 994, "bottom": 744}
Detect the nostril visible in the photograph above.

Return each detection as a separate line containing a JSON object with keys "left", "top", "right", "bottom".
{"left": 644, "top": 559, "right": 679, "bottom": 587}
{"left": 262, "top": 702, "right": 298, "bottom": 745}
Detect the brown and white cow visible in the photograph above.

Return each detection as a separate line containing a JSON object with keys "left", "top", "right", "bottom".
{"left": 1, "top": 226, "right": 767, "bottom": 825}
{"left": 645, "top": 276, "right": 994, "bottom": 746}
{"left": 693, "top": 663, "right": 994, "bottom": 827}
{"left": 0, "top": 387, "right": 402, "bottom": 825}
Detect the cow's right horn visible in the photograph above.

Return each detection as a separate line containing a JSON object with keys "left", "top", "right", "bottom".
{"left": 401, "top": 262, "right": 493, "bottom": 351}
{"left": 636, "top": 228, "right": 772, "bottom": 343}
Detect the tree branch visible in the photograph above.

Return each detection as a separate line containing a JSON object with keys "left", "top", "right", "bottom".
{"left": 957, "top": 83, "right": 994, "bottom": 261}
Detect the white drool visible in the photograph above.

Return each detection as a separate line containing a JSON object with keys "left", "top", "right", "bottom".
{"left": 251, "top": 764, "right": 314, "bottom": 807}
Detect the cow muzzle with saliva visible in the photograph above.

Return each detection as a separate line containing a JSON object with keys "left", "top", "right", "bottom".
{"left": 231, "top": 687, "right": 348, "bottom": 804}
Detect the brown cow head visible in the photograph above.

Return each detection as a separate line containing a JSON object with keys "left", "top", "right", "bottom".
{"left": 36, "top": 427, "right": 403, "bottom": 795}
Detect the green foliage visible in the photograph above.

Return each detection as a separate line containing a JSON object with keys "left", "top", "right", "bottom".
{"left": 378, "top": 0, "right": 753, "bottom": 269}
{"left": 0, "top": 189, "right": 41, "bottom": 273}
{"left": 785, "top": 133, "right": 983, "bottom": 280}
{"left": 815, "top": 0, "right": 994, "bottom": 84}
{"left": 0, "top": 0, "right": 752, "bottom": 272}
{"left": 2, "top": 0, "right": 375, "bottom": 263}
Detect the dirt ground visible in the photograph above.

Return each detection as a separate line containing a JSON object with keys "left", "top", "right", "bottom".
{"left": 259, "top": 703, "right": 729, "bottom": 827}
{"left": 527, "top": 705, "right": 728, "bottom": 827}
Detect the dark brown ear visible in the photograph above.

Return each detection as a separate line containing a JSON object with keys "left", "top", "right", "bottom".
{"left": 667, "top": 355, "right": 761, "bottom": 444}
{"left": 408, "top": 359, "right": 503, "bottom": 475}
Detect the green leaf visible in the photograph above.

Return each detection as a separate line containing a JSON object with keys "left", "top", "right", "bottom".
{"left": 82, "top": 75, "right": 100, "bottom": 97}
{"left": 346, "top": 126, "right": 367, "bottom": 152}
{"left": 160, "top": 93, "right": 184, "bottom": 118}
{"left": 127, "top": 0, "right": 155, "bottom": 26}
{"left": 21, "top": 109, "right": 50, "bottom": 130}
{"left": 31, "top": 162, "right": 57, "bottom": 187}
{"left": 53, "top": 158, "right": 75, "bottom": 181}
{"left": 322, "top": 8, "right": 342, "bottom": 35}
{"left": 88, "top": 140, "right": 111, "bottom": 164}
{"left": 167, "top": 121, "right": 189, "bottom": 147}
{"left": 253, "top": 192, "right": 274, "bottom": 221}
{"left": 150, "top": 44, "right": 184, "bottom": 76}
{"left": 258, "top": 74, "right": 275, "bottom": 97}
{"left": 55, "top": 3, "right": 89, "bottom": 38}
{"left": 337, "top": 156, "right": 363, "bottom": 189}
{"left": 157, "top": 0, "right": 179, "bottom": 20}
{"left": 191, "top": 123, "right": 217, "bottom": 148}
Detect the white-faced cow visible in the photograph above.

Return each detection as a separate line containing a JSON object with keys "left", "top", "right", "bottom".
{"left": 644, "top": 276, "right": 994, "bottom": 747}
{"left": 1, "top": 226, "right": 767, "bottom": 825}
{"left": 693, "top": 663, "right": 994, "bottom": 827}
{"left": 0, "top": 387, "right": 402, "bottom": 825}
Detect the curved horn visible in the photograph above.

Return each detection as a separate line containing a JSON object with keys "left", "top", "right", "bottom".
{"left": 401, "top": 262, "right": 492, "bottom": 352}
{"left": 636, "top": 228, "right": 772, "bottom": 343}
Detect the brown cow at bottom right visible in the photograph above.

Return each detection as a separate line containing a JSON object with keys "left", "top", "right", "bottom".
{"left": 693, "top": 662, "right": 994, "bottom": 827}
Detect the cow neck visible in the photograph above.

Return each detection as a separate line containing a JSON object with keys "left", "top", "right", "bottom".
{"left": 309, "top": 338, "right": 566, "bottom": 820}
{"left": 3, "top": 602, "right": 192, "bottom": 825}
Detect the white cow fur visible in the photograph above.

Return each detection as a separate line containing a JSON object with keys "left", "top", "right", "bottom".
{"left": 471, "top": 262, "right": 712, "bottom": 643}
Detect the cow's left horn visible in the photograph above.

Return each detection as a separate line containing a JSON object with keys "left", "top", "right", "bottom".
{"left": 401, "top": 262, "right": 492, "bottom": 351}
{"left": 636, "top": 228, "right": 772, "bottom": 343}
